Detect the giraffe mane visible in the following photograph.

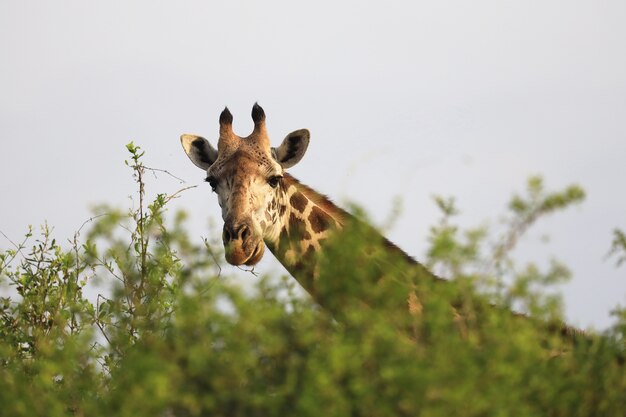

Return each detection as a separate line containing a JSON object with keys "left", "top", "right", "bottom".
{"left": 281, "top": 173, "right": 350, "bottom": 226}
{"left": 281, "top": 172, "right": 419, "bottom": 266}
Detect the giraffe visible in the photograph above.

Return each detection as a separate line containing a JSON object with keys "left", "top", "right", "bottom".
{"left": 180, "top": 103, "right": 435, "bottom": 322}
{"left": 179, "top": 104, "right": 582, "bottom": 341}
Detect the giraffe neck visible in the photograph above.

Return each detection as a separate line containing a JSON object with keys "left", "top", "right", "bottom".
{"left": 264, "top": 173, "right": 427, "bottom": 309}
{"left": 263, "top": 176, "right": 582, "bottom": 342}
{"left": 264, "top": 174, "right": 346, "bottom": 293}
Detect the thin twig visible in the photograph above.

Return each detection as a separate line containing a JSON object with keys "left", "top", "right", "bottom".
{"left": 0, "top": 229, "right": 30, "bottom": 269}
{"left": 93, "top": 257, "right": 124, "bottom": 283}
{"left": 203, "top": 237, "right": 223, "bottom": 279}
{"left": 237, "top": 265, "right": 260, "bottom": 277}
{"left": 94, "top": 320, "right": 121, "bottom": 356}
{"left": 164, "top": 185, "right": 198, "bottom": 204}
{"left": 192, "top": 237, "right": 225, "bottom": 297}
{"left": 73, "top": 213, "right": 111, "bottom": 239}
{"left": 144, "top": 166, "right": 187, "bottom": 184}
{"left": 0, "top": 230, "right": 20, "bottom": 250}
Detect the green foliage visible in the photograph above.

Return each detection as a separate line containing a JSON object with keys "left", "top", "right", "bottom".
{"left": 0, "top": 147, "right": 624, "bottom": 416}
{"left": 609, "top": 228, "right": 626, "bottom": 267}
{"left": 426, "top": 176, "right": 586, "bottom": 322}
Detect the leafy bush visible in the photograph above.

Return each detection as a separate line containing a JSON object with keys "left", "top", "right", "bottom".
{"left": 0, "top": 144, "right": 624, "bottom": 416}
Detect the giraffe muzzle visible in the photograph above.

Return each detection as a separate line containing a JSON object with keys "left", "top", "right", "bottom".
{"left": 222, "top": 223, "right": 265, "bottom": 266}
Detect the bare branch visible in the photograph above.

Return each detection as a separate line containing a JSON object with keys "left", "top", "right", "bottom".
{"left": 164, "top": 185, "right": 198, "bottom": 204}
{"left": 144, "top": 165, "right": 187, "bottom": 184}
{"left": 0, "top": 229, "right": 30, "bottom": 270}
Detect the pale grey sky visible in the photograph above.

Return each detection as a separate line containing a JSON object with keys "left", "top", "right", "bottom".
{"left": 1, "top": 1, "right": 625, "bottom": 329}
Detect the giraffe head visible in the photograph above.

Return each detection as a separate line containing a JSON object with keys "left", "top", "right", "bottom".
{"left": 181, "top": 104, "right": 310, "bottom": 266}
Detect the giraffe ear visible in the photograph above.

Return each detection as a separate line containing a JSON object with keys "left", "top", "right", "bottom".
{"left": 272, "top": 129, "right": 310, "bottom": 169}
{"left": 180, "top": 134, "right": 218, "bottom": 170}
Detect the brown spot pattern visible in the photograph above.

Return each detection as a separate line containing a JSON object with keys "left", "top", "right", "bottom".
{"left": 289, "top": 213, "right": 311, "bottom": 240}
{"left": 272, "top": 227, "right": 290, "bottom": 257}
{"left": 290, "top": 192, "right": 308, "bottom": 213}
{"left": 293, "top": 245, "right": 317, "bottom": 278}
{"left": 308, "top": 206, "right": 334, "bottom": 233}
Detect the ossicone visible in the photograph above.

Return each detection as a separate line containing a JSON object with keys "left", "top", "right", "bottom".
{"left": 251, "top": 102, "right": 266, "bottom": 125}
{"left": 219, "top": 107, "right": 233, "bottom": 125}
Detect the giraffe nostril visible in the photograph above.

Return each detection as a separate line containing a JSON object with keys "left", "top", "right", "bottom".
{"left": 240, "top": 225, "right": 251, "bottom": 241}
{"left": 224, "top": 224, "right": 252, "bottom": 242}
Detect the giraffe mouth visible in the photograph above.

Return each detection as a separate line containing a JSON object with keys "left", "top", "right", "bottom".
{"left": 244, "top": 241, "right": 265, "bottom": 266}
{"left": 224, "top": 240, "right": 265, "bottom": 266}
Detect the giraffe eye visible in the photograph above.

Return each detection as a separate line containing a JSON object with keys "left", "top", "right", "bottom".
{"left": 268, "top": 175, "right": 282, "bottom": 188}
{"left": 205, "top": 176, "right": 218, "bottom": 191}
